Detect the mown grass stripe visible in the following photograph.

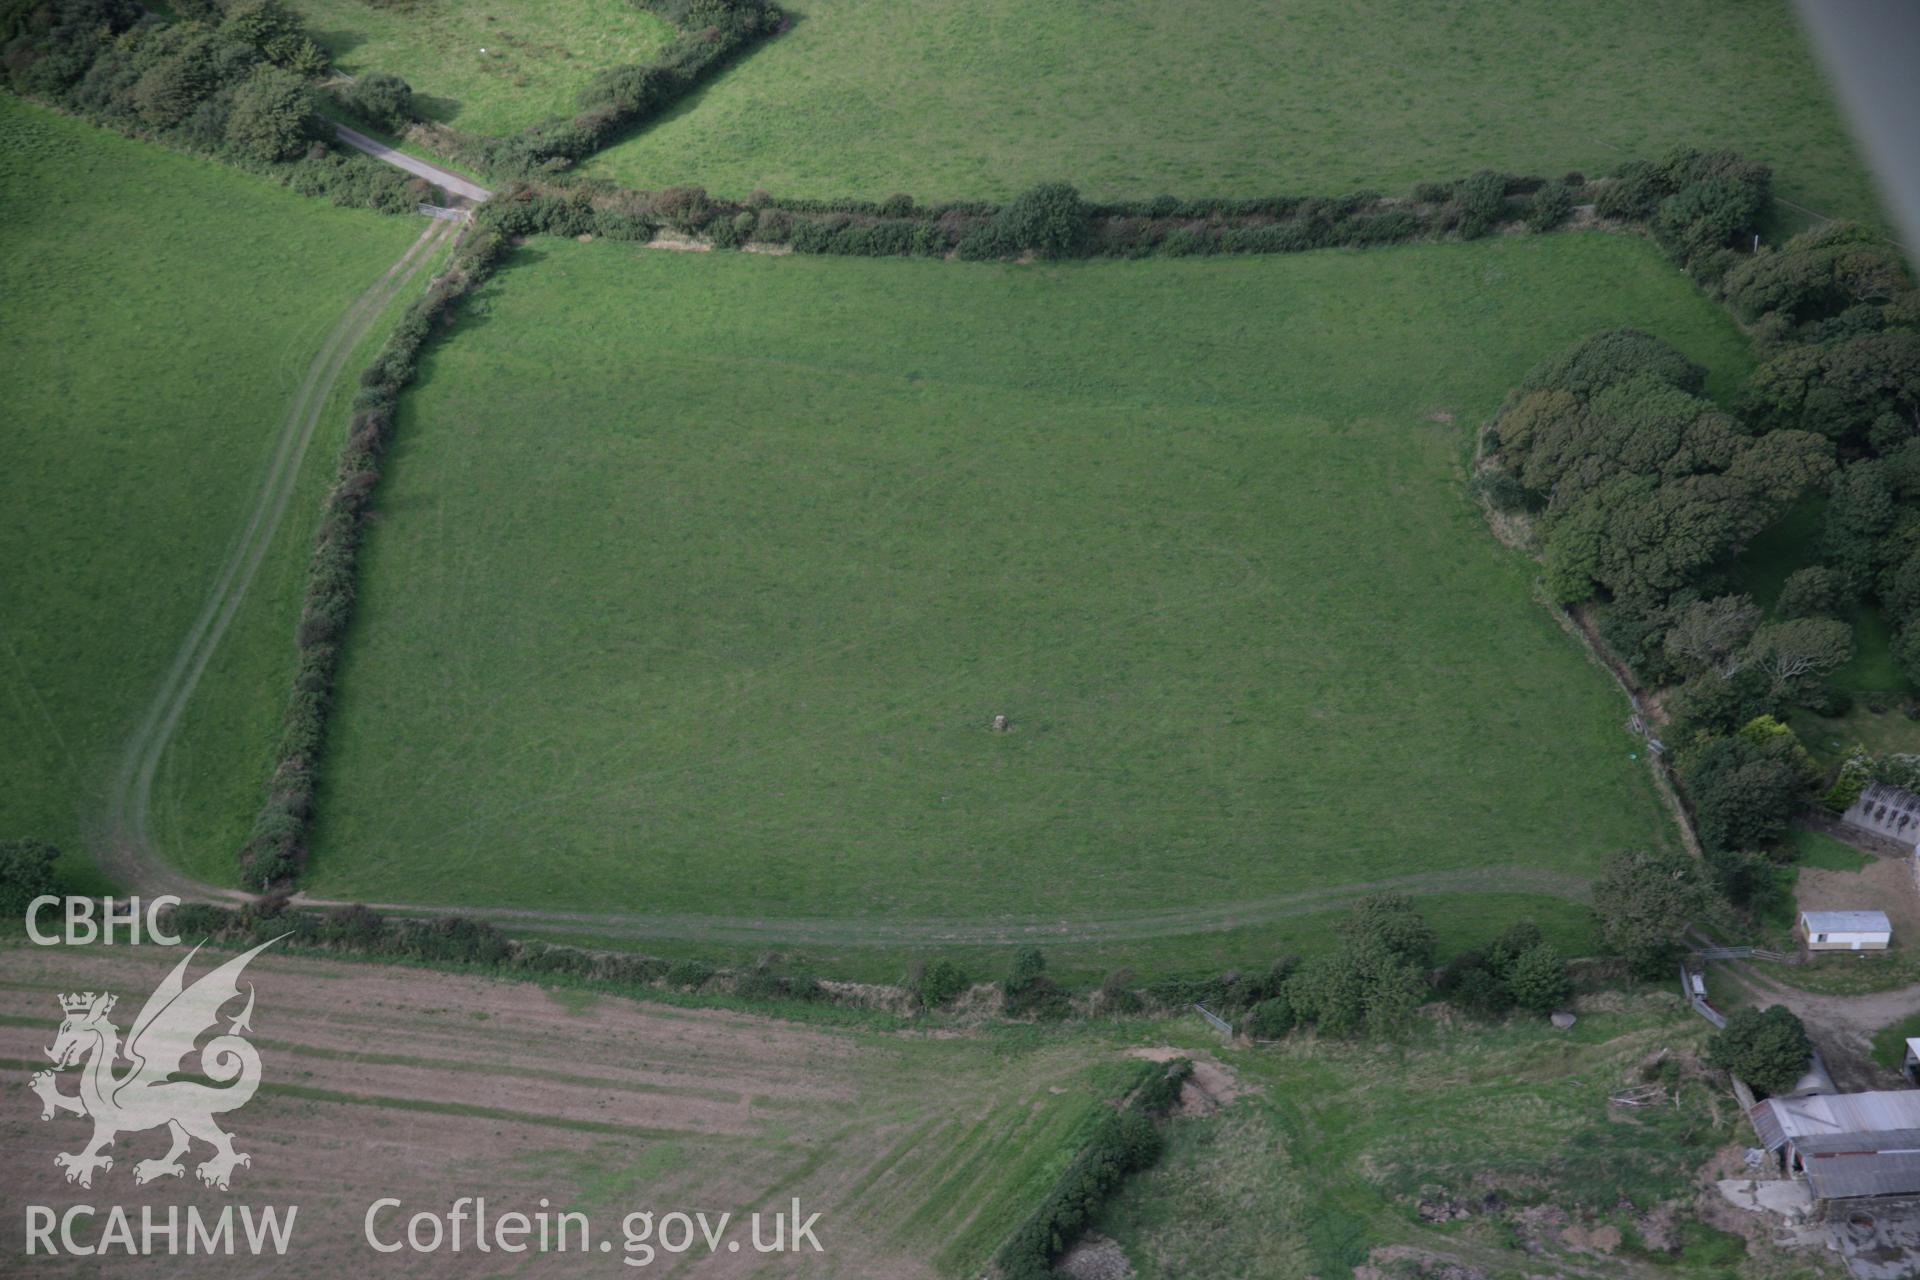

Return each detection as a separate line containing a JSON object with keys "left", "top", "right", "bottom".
{"left": 0, "top": 1010, "right": 744, "bottom": 1102}
{"left": 0, "top": 1056, "right": 724, "bottom": 1141}
{"left": 248, "top": 1036, "right": 745, "bottom": 1103}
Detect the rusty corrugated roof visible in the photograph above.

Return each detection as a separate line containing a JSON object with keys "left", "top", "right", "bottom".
{"left": 1796, "top": 1129, "right": 1920, "bottom": 1200}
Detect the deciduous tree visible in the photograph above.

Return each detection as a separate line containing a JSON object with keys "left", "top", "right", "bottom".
{"left": 1708, "top": 1005, "right": 1812, "bottom": 1095}
{"left": 1592, "top": 848, "right": 1711, "bottom": 977}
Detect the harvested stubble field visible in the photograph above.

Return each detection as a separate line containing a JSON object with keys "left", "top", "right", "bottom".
{"left": 588, "top": 0, "right": 1884, "bottom": 228}
{"left": 0, "top": 943, "right": 1131, "bottom": 1276}
{"left": 304, "top": 232, "right": 1748, "bottom": 970}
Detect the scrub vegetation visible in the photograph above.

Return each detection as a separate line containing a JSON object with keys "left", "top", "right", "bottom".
{"left": 1097, "top": 996, "right": 1751, "bottom": 1280}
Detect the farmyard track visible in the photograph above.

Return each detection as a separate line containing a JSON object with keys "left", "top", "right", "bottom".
{"left": 97, "top": 218, "right": 456, "bottom": 900}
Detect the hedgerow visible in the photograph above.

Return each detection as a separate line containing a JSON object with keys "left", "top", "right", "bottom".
{"left": 484, "top": 168, "right": 1561, "bottom": 262}
{"left": 161, "top": 899, "right": 830, "bottom": 1000}
{"left": 991, "top": 1057, "right": 1190, "bottom": 1280}
{"left": 479, "top": 154, "right": 1775, "bottom": 266}
{"left": 436, "top": 0, "right": 784, "bottom": 179}
{"left": 238, "top": 222, "right": 507, "bottom": 887}
{"left": 1594, "top": 147, "right": 1772, "bottom": 284}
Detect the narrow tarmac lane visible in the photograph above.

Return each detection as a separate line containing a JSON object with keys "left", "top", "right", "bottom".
{"left": 333, "top": 123, "right": 493, "bottom": 204}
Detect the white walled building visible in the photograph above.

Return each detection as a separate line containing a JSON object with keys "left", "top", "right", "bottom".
{"left": 1797, "top": 909, "right": 1892, "bottom": 951}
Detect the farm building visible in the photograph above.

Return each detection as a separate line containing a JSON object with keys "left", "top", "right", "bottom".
{"left": 1797, "top": 909, "right": 1892, "bottom": 951}
{"left": 1750, "top": 1091, "right": 1920, "bottom": 1220}
{"left": 1906, "top": 1038, "right": 1920, "bottom": 1086}
{"left": 1842, "top": 782, "right": 1920, "bottom": 849}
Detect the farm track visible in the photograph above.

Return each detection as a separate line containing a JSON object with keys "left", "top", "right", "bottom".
{"left": 331, "top": 122, "right": 494, "bottom": 204}
{"left": 326, "top": 866, "right": 1592, "bottom": 946}
{"left": 115, "top": 842, "right": 1592, "bottom": 948}
{"left": 97, "top": 219, "right": 456, "bottom": 900}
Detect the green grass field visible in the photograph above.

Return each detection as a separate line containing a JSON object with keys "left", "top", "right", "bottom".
{"left": 1790, "top": 827, "right": 1869, "bottom": 873}
{"left": 0, "top": 97, "right": 431, "bottom": 889}
{"left": 303, "top": 231, "right": 1748, "bottom": 964}
{"left": 297, "top": 0, "right": 672, "bottom": 134}
{"left": 588, "top": 0, "right": 1883, "bottom": 226}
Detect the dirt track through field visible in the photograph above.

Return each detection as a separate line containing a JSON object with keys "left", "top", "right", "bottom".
{"left": 312, "top": 866, "right": 1594, "bottom": 947}
{"left": 95, "top": 220, "right": 454, "bottom": 899}
{"left": 110, "top": 844, "right": 1592, "bottom": 950}
{"left": 0, "top": 945, "right": 1111, "bottom": 1276}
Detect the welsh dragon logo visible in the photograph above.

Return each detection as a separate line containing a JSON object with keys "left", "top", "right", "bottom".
{"left": 28, "top": 937, "right": 282, "bottom": 1190}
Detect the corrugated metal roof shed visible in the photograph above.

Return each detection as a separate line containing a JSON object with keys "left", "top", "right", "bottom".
{"left": 1800, "top": 910, "right": 1893, "bottom": 933}
{"left": 1749, "top": 1092, "right": 1920, "bottom": 1150}
{"left": 1802, "top": 1154, "right": 1920, "bottom": 1200}
{"left": 1795, "top": 1129, "right": 1920, "bottom": 1154}
{"left": 1796, "top": 1129, "right": 1920, "bottom": 1201}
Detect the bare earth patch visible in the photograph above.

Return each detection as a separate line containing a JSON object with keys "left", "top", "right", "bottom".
{"left": 1796, "top": 852, "right": 1920, "bottom": 942}
{"left": 1057, "top": 1232, "right": 1135, "bottom": 1280}
{"left": 1125, "top": 1046, "right": 1248, "bottom": 1116}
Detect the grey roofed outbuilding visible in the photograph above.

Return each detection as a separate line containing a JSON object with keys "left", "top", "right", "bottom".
{"left": 1799, "top": 910, "right": 1893, "bottom": 934}
{"left": 1794, "top": 1129, "right": 1920, "bottom": 1201}
{"left": 1750, "top": 1092, "right": 1920, "bottom": 1151}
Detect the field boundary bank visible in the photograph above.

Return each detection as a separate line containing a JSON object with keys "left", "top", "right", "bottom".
{"left": 97, "top": 218, "right": 456, "bottom": 898}
{"left": 1561, "top": 598, "right": 1703, "bottom": 859}
{"left": 1462, "top": 475, "right": 1702, "bottom": 861}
